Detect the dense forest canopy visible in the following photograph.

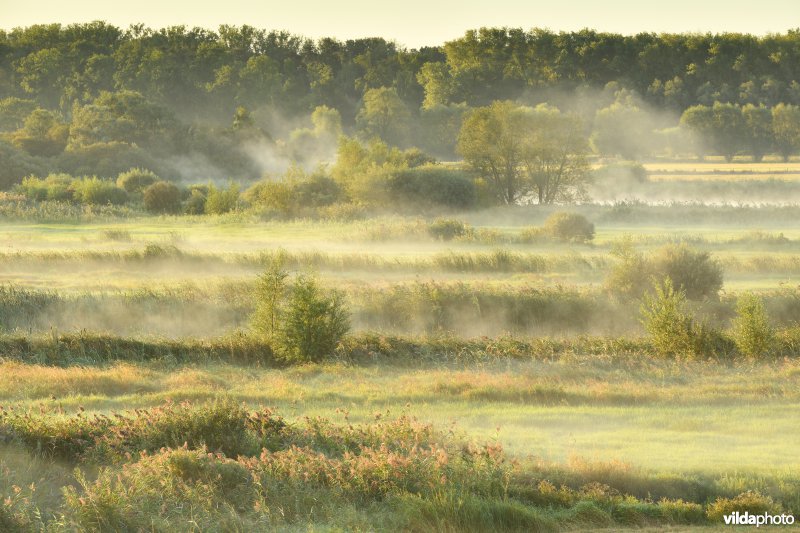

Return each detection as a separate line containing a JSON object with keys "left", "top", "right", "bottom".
{"left": 1, "top": 22, "right": 800, "bottom": 209}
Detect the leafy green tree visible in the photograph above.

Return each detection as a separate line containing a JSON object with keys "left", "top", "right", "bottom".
{"left": 458, "top": 101, "right": 589, "bottom": 204}
{"left": 591, "top": 101, "right": 657, "bottom": 159}
{"left": 251, "top": 258, "right": 289, "bottom": 340}
{"left": 205, "top": 183, "right": 240, "bottom": 214}
{"left": 772, "top": 103, "right": 800, "bottom": 161}
{"left": 274, "top": 273, "right": 350, "bottom": 363}
{"left": 11, "top": 109, "right": 69, "bottom": 157}
{"left": 0, "top": 98, "right": 38, "bottom": 132}
{"left": 732, "top": 293, "right": 774, "bottom": 358}
{"left": 356, "top": 87, "right": 411, "bottom": 146}
{"left": 641, "top": 278, "right": 703, "bottom": 358}
{"left": 741, "top": 104, "right": 772, "bottom": 161}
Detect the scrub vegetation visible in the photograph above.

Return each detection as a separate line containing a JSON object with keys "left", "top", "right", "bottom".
{"left": 1, "top": 21, "right": 800, "bottom": 532}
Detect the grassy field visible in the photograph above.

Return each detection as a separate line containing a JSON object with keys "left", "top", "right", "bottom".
{"left": 2, "top": 201, "right": 800, "bottom": 531}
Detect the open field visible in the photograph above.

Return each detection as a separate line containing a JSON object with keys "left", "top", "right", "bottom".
{"left": 2, "top": 202, "right": 800, "bottom": 530}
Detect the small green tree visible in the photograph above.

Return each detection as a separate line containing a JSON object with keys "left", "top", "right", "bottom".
{"left": 641, "top": 278, "right": 697, "bottom": 357}
{"left": 275, "top": 274, "right": 350, "bottom": 363}
{"left": 205, "top": 183, "right": 240, "bottom": 214}
{"left": 732, "top": 293, "right": 774, "bottom": 358}
{"left": 251, "top": 258, "right": 289, "bottom": 340}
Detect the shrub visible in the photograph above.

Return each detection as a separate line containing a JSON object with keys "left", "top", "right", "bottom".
{"left": 275, "top": 274, "right": 350, "bottom": 363}
{"left": 607, "top": 242, "right": 723, "bottom": 301}
{"left": 732, "top": 293, "right": 775, "bottom": 358}
{"left": 184, "top": 189, "right": 207, "bottom": 214}
{"left": 69, "top": 177, "right": 128, "bottom": 205}
{"left": 116, "top": 168, "right": 158, "bottom": 193}
{"left": 16, "top": 174, "right": 74, "bottom": 202}
{"left": 387, "top": 165, "right": 477, "bottom": 210}
{"left": 244, "top": 180, "right": 293, "bottom": 215}
{"left": 428, "top": 218, "right": 471, "bottom": 241}
{"left": 143, "top": 181, "right": 181, "bottom": 214}
{"left": 640, "top": 278, "right": 704, "bottom": 358}
{"left": 205, "top": 183, "right": 240, "bottom": 214}
{"left": 706, "top": 491, "right": 780, "bottom": 522}
{"left": 543, "top": 212, "right": 595, "bottom": 243}
{"left": 652, "top": 244, "right": 723, "bottom": 301}
{"left": 293, "top": 174, "right": 343, "bottom": 207}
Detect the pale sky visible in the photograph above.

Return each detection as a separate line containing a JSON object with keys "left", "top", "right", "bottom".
{"left": 2, "top": 0, "right": 798, "bottom": 48}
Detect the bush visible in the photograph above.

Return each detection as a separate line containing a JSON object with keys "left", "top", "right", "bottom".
{"left": 706, "top": 491, "right": 780, "bottom": 522}
{"left": 607, "top": 242, "right": 723, "bottom": 301}
{"left": 387, "top": 165, "right": 477, "bottom": 210}
{"left": 732, "top": 293, "right": 775, "bottom": 358}
{"left": 70, "top": 177, "right": 128, "bottom": 205}
{"left": 143, "top": 181, "right": 181, "bottom": 214}
{"left": 274, "top": 274, "right": 350, "bottom": 363}
{"left": 116, "top": 168, "right": 158, "bottom": 193}
{"left": 428, "top": 218, "right": 471, "bottom": 241}
{"left": 293, "top": 174, "right": 343, "bottom": 207}
{"left": 16, "top": 174, "right": 74, "bottom": 201}
{"left": 543, "top": 212, "right": 595, "bottom": 243}
{"left": 205, "top": 183, "right": 240, "bottom": 214}
{"left": 640, "top": 278, "right": 723, "bottom": 358}
{"left": 652, "top": 244, "right": 723, "bottom": 301}
{"left": 184, "top": 189, "right": 207, "bottom": 215}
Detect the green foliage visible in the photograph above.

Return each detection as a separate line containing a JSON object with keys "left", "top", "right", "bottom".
{"left": 10, "top": 108, "right": 69, "bottom": 157}
{"left": 732, "top": 293, "right": 775, "bottom": 358}
{"left": 69, "top": 176, "right": 128, "bottom": 205}
{"left": 706, "top": 491, "right": 781, "bottom": 521}
{"left": 458, "top": 102, "right": 589, "bottom": 204}
{"left": 205, "top": 183, "right": 240, "bottom": 215}
{"left": 428, "top": 218, "right": 471, "bottom": 241}
{"left": 640, "top": 278, "right": 699, "bottom": 357}
{"left": 116, "top": 167, "right": 158, "bottom": 193}
{"left": 143, "top": 181, "right": 181, "bottom": 214}
{"left": 542, "top": 212, "right": 595, "bottom": 243}
{"left": 251, "top": 258, "right": 289, "bottom": 339}
{"left": 356, "top": 87, "right": 411, "bottom": 146}
{"left": 607, "top": 243, "right": 723, "bottom": 301}
{"left": 16, "top": 174, "right": 74, "bottom": 201}
{"left": 387, "top": 165, "right": 476, "bottom": 210}
{"left": 274, "top": 274, "right": 350, "bottom": 363}
{"left": 652, "top": 244, "right": 723, "bottom": 301}
{"left": 0, "top": 140, "right": 47, "bottom": 190}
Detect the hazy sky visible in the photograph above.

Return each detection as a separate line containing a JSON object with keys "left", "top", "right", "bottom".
{"left": 3, "top": 0, "right": 798, "bottom": 48}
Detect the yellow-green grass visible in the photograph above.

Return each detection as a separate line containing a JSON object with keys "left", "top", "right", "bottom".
{"left": 2, "top": 357, "right": 798, "bottom": 474}
{"left": 649, "top": 173, "right": 800, "bottom": 181}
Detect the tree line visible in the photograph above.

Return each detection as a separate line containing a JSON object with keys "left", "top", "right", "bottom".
{"left": 2, "top": 23, "right": 800, "bottom": 207}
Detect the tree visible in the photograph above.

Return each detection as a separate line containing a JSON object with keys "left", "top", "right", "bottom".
{"left": 732, "top": 293, "right": 774, "bottom": 358}
{"left": 11, "top": 108, "right": 69, "bottom": 157}
{"left": 522, "top": 105, "right": 590, "bottom": 204}
{"left": 272, "top": 273, "right": 350, "bottom": 363}
{"left": 772, "top": 103, "right": 800, "bottom": 161}
{"left": 356, "top": 87, "right": 411, "bottom": 146}
{"left": 741, "top": 104, "right": 772, "bottom": 161}
{"left": 457, "top": 101, "right": 529, "bottom": 204}
{"left": 591, "top": 100, "right": 657, "bottom": 159}
{"left": 458, "top": 101, "right": 589, "bottom": 204}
